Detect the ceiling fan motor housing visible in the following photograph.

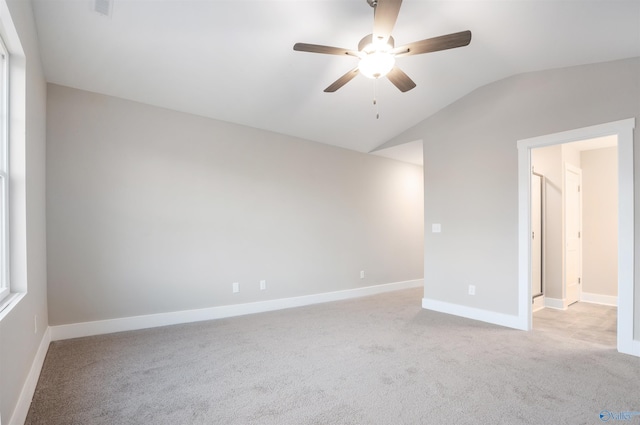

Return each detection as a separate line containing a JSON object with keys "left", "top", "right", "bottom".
{"left": 358, "top": 34, "right": 395, "bottom": 53}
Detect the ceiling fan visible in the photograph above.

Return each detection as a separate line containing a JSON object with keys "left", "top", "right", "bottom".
{"left": 293, "top": 0, "right": 471, "bottom": 93}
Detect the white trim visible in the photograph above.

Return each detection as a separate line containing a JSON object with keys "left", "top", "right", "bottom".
{"left": 517, "top": 139, "right": 533, "bottom": 330}
{"left": 581, "top": 292, "right": 618, "bottom": 307}
{"left": 562, "top": 162, "right": 583, "bottom": 304}
{"left": 0, "top": 291, "right": 23, "bottom": 320}
{"left": 50, "top": 279, "right": 424, "bottom": 341}
{"left": 544, "top": 297, "right": 569, "bottom": 310}
{"left": 0, "top": 32, "right": 8, "bottom": 305}
{"left": 422, "top": 297, "right": 524, "bottom": 330}
{"left": 632, "top": 340, "right": 640, "bottom": 357}
{"left": 517, "top": 118, "right": 636, "bottom": 356}
{"left": 616, "top": 120, "right": 635, "bottom": 355}
{"left": 8, "top": 327, "right": 51, "bottom": 425}
{"left": 532, "top": 296, "right": 545, "bottom": 312}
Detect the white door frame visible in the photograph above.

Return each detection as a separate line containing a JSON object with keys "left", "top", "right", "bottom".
{"left": 563, "top": 162, "right": 582, "bottom": 306}
{"left": 531, "top": 172, "right": 543, "bottom": 300}
{"left": 516, "top": 118, "right": 636, "bottom": 356}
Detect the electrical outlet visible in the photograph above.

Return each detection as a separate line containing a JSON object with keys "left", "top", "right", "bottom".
{"left": 260, "top": 280, "right": 266, "bottom": 290}
{"left": 360, "top": 270, "right": 365, "bottom": 279}
{"left": 468, "top": 285, "right": 476, "bottom": 296}
{"left": 232, "top": 282, "right": 239, "bottom": 293}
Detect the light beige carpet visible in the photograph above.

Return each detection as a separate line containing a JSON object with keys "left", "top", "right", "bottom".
{"left": 26, "top": 288, "right": 640, "bottom": 424}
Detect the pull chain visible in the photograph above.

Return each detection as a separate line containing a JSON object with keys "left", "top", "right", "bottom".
{"left": 373, "top": 79, "right": 380, "bottom": 119}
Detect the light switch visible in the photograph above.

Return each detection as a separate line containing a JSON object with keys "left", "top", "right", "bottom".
{"left": 432, "top": 223, "right": 442, "bottom": 233}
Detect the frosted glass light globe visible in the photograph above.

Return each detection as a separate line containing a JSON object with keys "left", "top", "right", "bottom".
{"left": 358, "top": 51, "right": 395, "bottom": 79}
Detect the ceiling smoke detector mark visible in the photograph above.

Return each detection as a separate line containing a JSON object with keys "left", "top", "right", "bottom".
{"left": 94, "top": 0, "right": 113, "bottom": 17}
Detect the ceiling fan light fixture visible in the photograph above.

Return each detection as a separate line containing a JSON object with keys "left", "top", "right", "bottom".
{"left": 293, "top": 0, "right": 471, "bottom": 92}
{"left": 358, "top": 51, "right": 395, "bottom": 79}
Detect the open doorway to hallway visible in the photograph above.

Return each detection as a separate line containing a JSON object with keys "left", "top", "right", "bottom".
{"left": 530, "top": 136, "right": 618, "bottom": 346}
{"left": 517, "top": 118, "right": 635, "bottom": 356}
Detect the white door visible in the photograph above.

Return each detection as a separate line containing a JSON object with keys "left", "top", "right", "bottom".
{"left": 564, "top": 164, "right": 582, "bottom": 305}
{"left": 531, "top": 173, "right": 543, "bottom": 298}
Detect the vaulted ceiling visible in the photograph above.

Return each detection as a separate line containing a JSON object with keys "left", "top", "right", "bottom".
{"left": 31, "top": 0, "right": 640, "bottom": 154}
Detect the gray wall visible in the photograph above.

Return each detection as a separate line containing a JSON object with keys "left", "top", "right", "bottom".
{"left": 384, "top": 58, "right": 640, "bottom": 330}
{"left": 0, "top": 0, "right": 48, "bottom": 422}
{"left": 582, "top": 147, "right": 618, "bottom": 297}
{"left": 46, "top": 84, "right": 424, "bottom": 325}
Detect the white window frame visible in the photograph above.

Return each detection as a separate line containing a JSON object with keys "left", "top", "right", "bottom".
{"left": 0, "top": 34, "right": 8, "bottom": 303}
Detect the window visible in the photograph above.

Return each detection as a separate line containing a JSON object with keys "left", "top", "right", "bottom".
{"left": 0, "top": 34, "right": 8, "bottom": 303}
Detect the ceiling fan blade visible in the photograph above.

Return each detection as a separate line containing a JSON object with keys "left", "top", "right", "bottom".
{"left": 294, "top": 43, "right": 359, "bottom": 57}
{"left": 392, "top": 30, "right": 472, "bottom": 57}
{"left": 324, "top": 68, "right": 360, "bottom": 92}
{"left": 386, "top": 66, "right": 416, "bottom": 92}
{"left": 373, "top": 0, "right": 402, "bottom": 45}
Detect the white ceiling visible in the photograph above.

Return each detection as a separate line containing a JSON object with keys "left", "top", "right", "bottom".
{"left": 31, "top": 0, "right": 640, "bottom": 155}
{"left": 570, "top": 135, "right": 618, "bottom": 152}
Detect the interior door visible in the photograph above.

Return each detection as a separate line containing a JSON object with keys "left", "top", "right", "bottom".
{"left": 531, "top": 173, "right": 543, "bottom": 298}
{"left": 564, "top": 164, "right": 582, "bottom": 305}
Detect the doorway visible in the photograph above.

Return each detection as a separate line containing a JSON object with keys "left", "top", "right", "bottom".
{"left": 530, "top": 138, "right": 618, "bottom": 346}
{"left": 517, "top": 118, "right": 636, "bottom": 356}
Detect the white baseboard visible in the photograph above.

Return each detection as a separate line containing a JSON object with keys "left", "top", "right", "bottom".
{"left": 532, "top": 296, "right": 545, "bottom": 312}
{"left": 581, "top": 292, "right": 618, "bottom": 307}
{"left": 9, "top": 327, "right": 51, "bottom": 425}
{"left": 421, "top": 297, "right": 524, "bottom": 330}
{"left": 544, "top": 297, "right": 569, "bottom": 310}
{"left": 50, "top": 279, "right": 424, "bottom": 341}
{"left": 545, "top": 294, "right": 618, "bottom": 309}
{"left": 620, "top": 339, "right": 640, "bottom": 357}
